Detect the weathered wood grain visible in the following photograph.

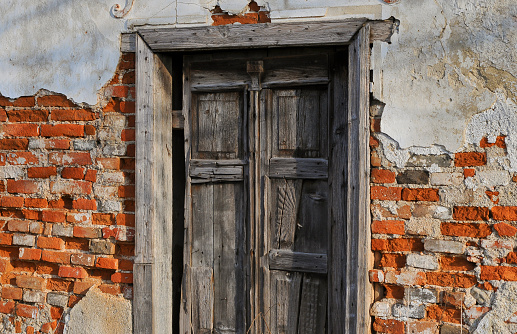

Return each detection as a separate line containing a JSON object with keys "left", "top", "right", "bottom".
{"left": 269, "top": 271, "right": 302, "bottom": 334}
{"left": 269, "top": 158, "right": 328, "bottom": 179}
{"left": 297, "top": 275, "right": 327, "bottom": 333}
{"left": 121, "top": 32, "right": 136, "bottom": 52}
{"left": 172, "top": 109, "right": 184, "bottom": 129}
{"left": 268, "top": 249, "right": 327, "bottom": 274}
{"left": 191, "top": 267, "right": 214, "bottom": 332}
{"left": 190, "top": 166, "right": 244, "bottom": 183}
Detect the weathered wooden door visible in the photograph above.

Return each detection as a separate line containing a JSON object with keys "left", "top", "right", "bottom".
{"left": 181, "top": 48, "right": 345, "bottom": 333}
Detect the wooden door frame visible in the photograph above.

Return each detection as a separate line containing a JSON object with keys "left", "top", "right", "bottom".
{"left": 132, "top": 18, "right": 396, "bottom": 334}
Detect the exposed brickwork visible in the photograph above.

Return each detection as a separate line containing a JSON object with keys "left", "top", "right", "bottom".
{"left": 0, "top": 53, "right": 135, "bottom": 333}
{"left": 369, "top": 101, "right": 516, "bottom": 333}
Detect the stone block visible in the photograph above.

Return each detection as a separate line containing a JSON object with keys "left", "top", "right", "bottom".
{"left": 13, "top": 234, "right": 35, "bottom": 247}
{"left": 407, "top": 254, "right": 439, "bottom": 270}
{"left": 47, "top": 292, "right": 69, "bottom": 307}
{"left": 396, "top": 170, "right": 429, "bottom": 184}
{"left": 424, "top": 239, "right": 464, "bottom": 254}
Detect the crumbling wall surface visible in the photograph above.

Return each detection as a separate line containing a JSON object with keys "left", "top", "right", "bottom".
{"left": 369, "top": 97, "right": 517, "bottom": 333}
{"left": 0, "top": 53, "right": 135, "bottom": 333}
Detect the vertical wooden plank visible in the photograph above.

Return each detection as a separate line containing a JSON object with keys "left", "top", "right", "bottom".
{"left": 269, "top": 271, "right": 302, "bottom": 334}
{"left": 213, "top": 183, "right": 246, "bottom": 333}
{"left": 191, "top": 184, "right": 214, "bottom": 268}
{"left": 135, "top": 35, "right": 174, "bottom": 334}
{"left": 191, "top": 267, "right": 214, "bottom": 332}
{"left": 297, "top": 275, "right": 327, "bottom": 334}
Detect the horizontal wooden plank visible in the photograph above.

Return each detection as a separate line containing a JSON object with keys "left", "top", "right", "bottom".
{"left": 190, "top": 159, "right": 247, "bottom": 167}
{"left": 139, "top": 19, "right": 367, "bottom": 52}
{"left": 269, "top": 158, "right": 328, "bottom": 179}
{"left": 172, "top": 109, "right": 184, "bottom": 129}
{"left": 190, "top": 163, "right": 244, "bottom": 183}
{"left": 370, "top": 18, "right": 399, "bottom": 43}
{"left": 121, "top": 33, "right": 136, "bottom": 52}
{"left": 269, "top": 249, "right": 327, "bottom": 274}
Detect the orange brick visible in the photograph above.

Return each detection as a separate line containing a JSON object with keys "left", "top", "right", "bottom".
{"left": 118, "top": 185, "right": 135, "bottom": 198}
{"left": 24, "top": 198, "right": 48, "bottom": 208}
{"left": 379, "top": 254, "right": 406, "bottom": 268}
{"left": 108, "top": 86, "right": 129, "bottom": 98}
{"left": 492, "top": 206, "right": 517, "bottom": 221}
{"left": 463, "top": 168, "right": 476, "bottom": 178}
{"left": 99, "top": 284, "right": 121, "bottom": 295}
{"left": 44, "top": 139, "right": 70, "bottom": 150}
{"left": 97, "top": 158, "right": 120, "bottom": 170}
{"left": 1, "top": 196, "right": 24, "bottom": 208}
{"left": 0, "top": 301, "right": 15, "bottom": 314}
{"left": 427, "top": 304, "right": 461, "bottom": 324}
{"left": 0, "top": 123, "right": 38, "bottom": 137}
{"left": 70, "top": 253, "right": 95, "bottom": 267}
{"left": 6, "top": 180, "right": 38, "bottom": 194}
{"left": 494, "top": 222, "right": 517, "bottom": 237}
{"left": 50, "top": 180, "right": 92, "bottom": 195}
{"left": 73, "top": 226, "right": 101, "bottom": 239}
{"left": 480, "top": 266, "right": 517, "bottom": 281}
{"left": 46, "top": 278, "right": 73, "bottom": 292}
{"left": 84, "top": 170, "right": 97, "bottom": 182}
{"left": 116, "top": 214, "right": 135, "bottom": 227}
{"left": 18, "top": 248, "right": 42, "bottom": 261}
{"left": 111, "top": 272, "right": 133, "bottom": 283}
{"left": 16, "top": 303, "right": 39, "bottom": 318}
{"left": 480, "top": 135, "right": 506, "bottom": 148}
{"left": 72, "top": 198, "right": 97, "bottom": 211}
{"left": 37, "top": 95, "right": 76, "bottom": 107}
{"left": 93, "top": 213, "right": 115, "bottom": 225}
{"left": 118, "top": 259, "right": 133, "bottom": 271}
{"left": 37, "top": 237, "right": 65, "bottom": 250}
{"left": 16, "top": 275, "right": 45, "bottom": 290}
{"left": 380, "top": 238, "right": 424, "bottom": 252}
{"left": 453, "top": 206, "right": 489, "bottom": 221}
{"left": 40, "top": 124, "right": 84, "bottom": 137}
{"left": 0, "top": 139, "right": 28, "bottom": 150}
{"left": 84, "top": 125, "right": 96, "bottom": 135}
{"left": 455, "top": 152, "right": 487, "bottom": 167}
{"left": 441, "top": 222, "right": 491, "bottom": 238}
{"left": 440, "top": 255, "right": 475, "bottom": 271}
{"left": 373, "top": 318, "right": 405, "bottom": 334}
{"left": 2, "top": 287, "right": 22, "bottom": 300}
{"left": 372, "top": 220, "right": 405, "bottom": 235}
{"left": 42, "top": 210, "right": 66, "bottom": 223}
{"left": 41, "top": 250, "right": 70, "bottom": 264}
{"left": 371, "top": 186, "right": 402, "bottom": 201}
{"left": 27, "top": 167, "right": 57, "bottom": 178}
{"left": 371, "top": 169, "right": 396, "bottom": 184}
{"left": 61, "top": 167, "right": 85, "bottom": 180}
{"left": 6, "top": 152, "right": 39, "bottom": 165}
{"left": 7, "top": 220, "right": 29, "bottom": 232}
{"left": 50, "top": 109, "right": 96, "bottom": 121}
{"left": 6, "top": 109, "right": 48, "bottom": 122}
{"left": 401, "top": 188, "right": 439, "bottom": 201}
{"left": 96, "top": 257, "right": 118, "bottom": 270}
{"left": 426, "top": 272, "right": 476, "bottom": 288}
{"left": 73, "top": 281, "right": 96, "bottom": 295}
{"left": 50, "top": 306, "right": 62, "bottom": 320}
{"left": 49, "top": 152, "right": 92, "bottom": 166}
{"left": 58, "top": 266, "right": 88, "bottom": 279}
{"left": 121, "top": 129, "right": 135, "bottom": 141}
{"left": 0, "top": 233, "right": 13, "bottom": 245}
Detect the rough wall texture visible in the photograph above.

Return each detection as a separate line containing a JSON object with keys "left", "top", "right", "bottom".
{"left": 0, "top": 53, "right": 135, "bottom": 333}
{"left": 370, "top": 100, "right": 517, "bottom": 333}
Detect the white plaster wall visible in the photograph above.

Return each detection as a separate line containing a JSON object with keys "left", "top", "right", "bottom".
{"left": 0, "top": 0, "right": 516, "bottom": 154}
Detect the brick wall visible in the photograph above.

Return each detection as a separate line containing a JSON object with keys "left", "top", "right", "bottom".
{"left": 369, "top": 101, "right": 517, "bottom": 333}
{"left": 0, "top": 53, "right": 135, "bottom": 333}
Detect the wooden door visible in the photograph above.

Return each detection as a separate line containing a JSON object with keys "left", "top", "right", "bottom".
{"left": 182, "top": 49, "right": 341, "bottom": 334}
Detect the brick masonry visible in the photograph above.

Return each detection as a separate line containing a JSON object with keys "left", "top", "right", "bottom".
{"left": 0, "top": 53, "right": 135, "bottom": 333}
{"left": 370, "top": 101, "right": 517, "bottom": 333}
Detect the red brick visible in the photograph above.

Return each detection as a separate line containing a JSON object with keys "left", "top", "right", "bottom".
{"left": 494, "top": 222, "right": 517, "bottom": 237}
{"left": 49, "top": 197, "right": 73, "bottom": 209}
{"left": 464, "top": 168, "right": 476, "bottom": 178}
{"left": 50, "top": 109, "right": 96, "bottom": 121}
{"left": 73, "top": 226, "right": 100, "bottom": 239}
{"left": 379, "top": 254, "right": 406, "bottom": 268}
{"left": 84, "top": 169, "right": 97, "bottom": 182}
{"left": 70, "top": 253, "right": 95, "bottom": 267}
{"left": 96, "top": 257, "right": 118, "bottom": 270}
{"left": 127, "top": 144, "right": 135, "bottom": 156}
{"left": 480, "top": 266, "right": 517, "bottom": 281}
{"left": 18, "top": 248, "right": 42, "bottom": 261}
{"left": 44, "top": 139, "right": 70, "bottom": 150}
{"left": 372, "top": 238, "right": 424, "bottom": 252}
{"left": 0, "top": 108, "right": 5, "bottom": 122}
{"left": 492, "top": 206, "right": 517, "bottom": 221}
{"left": 73, "top": 198, "right": 97, "bottom": 211}
{"left": 121, "top": 71, "right": 135, "bottom": 84}
{"left": 13, "top": 96, "right": 35, "bottom": 107}
{"left": 42, "top": 210, "right": 66, "bottom": 223}
{"left": 66, "top": 212, "right": 91, "bottom": 224}
{"left": 371, "top": 220, "right": 405, "bottom": 235}
{"left": 371, "top": 169, "right": 396, "bottom": 184}
{"left": 46, "top": 278, "right": 72, "bottom": 292}
{"left": 455, "top": 152, "right": 487, "bottom": 167}
{"left": 118, "top": 185, "right": 135, "bottom": 198}
{"left": 0, "top": 138, "right": 28, "bottom": 150}
{"left": 427, "top": 304, "right": 461, "bottom": 324}
{"left": 24, "top": 198, "right": 47, "bottom": 208}
{"left": 50, "top": 306, "right": 62, "bottom": 320}
{"left": 97, "top": 158, "right": 120, "bottom": 170}
{"left": 2, "top": 287, "right": 22, "bottom": 300}
{"left": 65, "top": 239, "right": 89, "bottom": 251}
{"left": 0, "top": 154, "right": 5, "bottom": 166}
{"left": 120, "top": 158, "right": 135, "bottom": 170}
{"left": 49, "top": 152, "right": 92, "bottom": 166}
{"left": 0, "top": 96, "right": 12, "bottom": 107}
{"left": 6, "top": 151, "right": 39, "bottom": 165}
{"left": 93, "top": 213, "right": 115, "bottom": 225}
{"left": 37, "top": 237, "right": 64, "bottom": 250}
{"left": 116, "top": 214, "right": 135, "bottom": 227}
{"left": 453, "top": 206, "right": 489, "bottom": 221}
{"left": 0, "top": 123, "right": 38, "bottom": 137}
{"left": 426, "top": 272, "right": 476, "bottom": 288}
{"left": 401, "top": 188, "right": 439, "bottom": 201}
{"left": 37, "top": 95, "right": 76, "bottom": 107}
{"left": 111, "top": 272, "right": 133, "bottom": 283}
{"left": 50, "top": 180, "right": 92, "bottom": 195}
{"left": 73, "top": 281, "right": 96, "bottom": 295}
{"left": 120, "top": 101, "right": 135, "bottom": 113}
{"left": 0, "top": 233, "right": 13, "bottom": 245}
{"left": 99, "top": 284, "right": 121, "bottom": 295}
{"left": 371, "top": 186, "right": 402, "bottom": 201}
{"left": 121, "top": 129, "right": 135, "bottom": 142}
{"left": 440, "top": 255, "right": 475, "bottom": 271}
{"left": 61, "top": 167, "right": 85, "bottom": 179}
{"left": 373, "top": 318, "right": 405, "bottom": 334}
{"left": 1, "top": 196, "right": 25, "bottom": 208}
{"left": 84, "top": 125, "right": 96, "bottom": 135}
{"left": 109, "top": 86, "right": 129, "bottom": 98}
{"left": 16, "top": 275, "right": 45, "bottom": 290}
{"left": 480, "top": 135, "right": 506, "bottom": 148}
{"left": 41, "top": 250, "right": 70, "bottom": 264}
{"left": 118, "top": 259, "right": 133, "bottom": 271}
{"left": 40, "top": 124, "right": 84, "bottom": 137}
{"left": 58, "top": 266, "right": 88, "bottom": 279}
{"left": 118, "top": 244, "right": 134, "bottom": 256}
{"left": 441, "top": 222, "right": 491, "bottom": 238}
{"left": 506, "top": 252, "right": 517, "bottom": 264}
{"left": 6, "top": 180, "right": 38, "bottom": 194}
{"left": 7, "top": 220, "right": 29, "bottom": 232}
{"left": 5, "top": 109, "right": 48, "bottom": 122}
{"left": 27, "top": 167, "right": 57, "bottom": 178}
{"left": 0, "top": 301, "right": 15, "bottom": 314}
{"left": 16, "top": 303, "right": 39, "bottom": 318}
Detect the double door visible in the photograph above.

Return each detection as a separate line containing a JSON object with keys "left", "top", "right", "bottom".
{"left": 181, "top": 48, "right": 344, "bottom": 333}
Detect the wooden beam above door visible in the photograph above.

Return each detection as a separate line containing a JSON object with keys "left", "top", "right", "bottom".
{"left": 121, "top": 18, "right": 398, "bottom": 53}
